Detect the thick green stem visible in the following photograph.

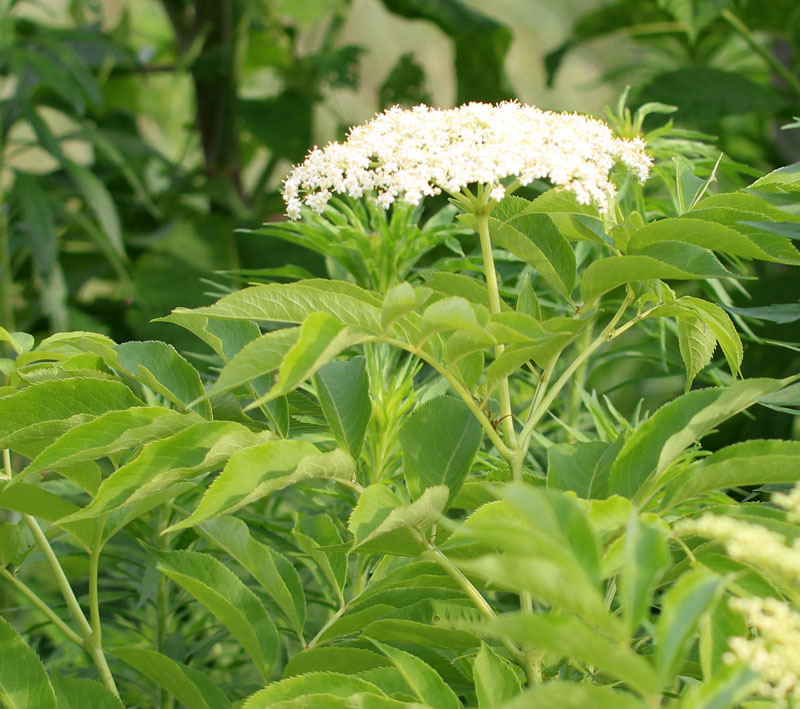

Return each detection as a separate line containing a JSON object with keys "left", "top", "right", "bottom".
{"left": 475, "top": 209, "right": 517, "bottom": 451}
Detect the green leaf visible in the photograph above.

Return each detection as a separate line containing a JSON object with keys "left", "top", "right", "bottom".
{"left": 400, "top": 397, "right": 482, "bottom": 504}
{"left": 680, "top": 297, "right": 743, "bottom": 379}
{"left": 203, "top": 327, "right": 300, "bottom": 400}
{"left": 155, "top": 313, "right": 261, "bottom": 361}
{"left": 476, "top": 613, "right": 657, "bottom": 697}
{"left": 315, "top": 356, "right": 371, "bottom": 457}
{"left": 473, "top": 642, "right": 522, "bottom": 708}
{"left": 248, "top": 313, "right": 369, "bottom": 408}
{"left": 166, "top": 443, "right": 353, "bottom": 531}
{"left": 151, "top": 549, "right": 279, "bottom": 680}
{"left": 677, "top": 312, "right": 716, "bottom": 390}
{"left": 515, "top": 274, "right": 541, "bottom": 320}
{"left": 499, "top": 682, "right": 648, "bottom": 709}
{"left": 199, "top": 516, "right": 305, "bottom": 636}
{"left": 350, "top": 485, "right": 448, "bottom": 555}
{"left": 0, "top": 616, "right": 56, "bottom": 709}
{"left": 547, "top": 441, "right": 611, "bottom": 498}
{"left": 57, "top": 421, "right": 265, "bottom": 523}
{"left": 628, "top": 218, "right": 800, "bottom": 265}
{"left": 665, "top": 439, "right": 800, "bottom": 507}
{"left": 65, "top": 161, "right": 124, "bottom": 259}
{"left": 655, "top": 569, "right": 723, "bottom": 689}
{"left": 50, "top": 674, "right": 123, "bottom": 709}
{"left": 605, "top": 379, "right": 784, "bottom": 500}
{"left": 620, "top": 516, "right": 670, "bottom": 637}
{"left": 699, "top": 600, "right": 748, "bottom": 681}
{"left": 241, "top": 672, "right": 387, "bottom": 709}
{"left": 421, "top": 297, "right": 488, "bottom": 337}
{"left": 382, "top": 282, "right": 418, "bottom": 330}
{"left": 294, "top": 514, "right": 348, "bottom": 599}
{"left": 657, "top": 0, "right": 728, "bottom": 41}
{"left": 370, "top": 639, "right": 460, "bottom": 709}
{"left": 748, "top": 161, "right": 800, "bottom": 193}
{"left": 677, "top": 663, "right": 758, "bottom": 709}
{"left": 283, "top": 648, "right": 391, "bottom": 678}
{"left": 488, "top": 212, "right": 576, "bottom": 300}
{"left": 112, "top": 341, "right": 211, "bottom": 417}
{"left": 363, "top": 618, "right": 480, "bottom": 653}
{"left": 0, "top": 378, "right": 142, "bottom": 456}
{"left": 581, "top": 243, "right": 740, "bottom": 306}
{"left": 112, "top": 647, "right": 229, "bottom": 709}
{"left": 0, "top": 326, "right": 33, "bottom": 355}
{"left": 22, "top": 408, "right": 195, "bottom": 484}
{"left": 175, "top": 280, "right": 383, "bottom": 332}
{"left": 425, "top": 272, "right": 511, "bottom": 312}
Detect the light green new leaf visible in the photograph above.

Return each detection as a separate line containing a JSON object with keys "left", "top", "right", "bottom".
{"left": 112, "top": 647, "right": 229, "bottom": 709}
{"left": 473, "top": 642, "right": 522, "bottom": 708}
{"left": 57, "top": 421, "right": 265, "bottom": 523}
{"left": 628, "top": 217, "right": 800, "bottom": 264}
{"left": 0, "top": 616, "right": 56, "bottom": 709}
{"left": 499, "top": 682, "right": 647, "bottom": 709}
{"left": 421, "top": 297, "right": 489, "bottom": 337}
{"left": 677, "top": 313, "right": 716, "bottom": 391}
{"left": 22, "top": 407, "right": 195, "bottom": 483}
{"left": 476, "top": 613, "right": 657, "bottom": 697}
{"left": 350, "top": 485, "right": 448, "bottom": 556}
{"left": 173, "top": 280, "right": 383, "bottom": 332}
{"left": 247, "top": 312, "right": 369, "bottom": 408}
{"left": 606, "top": 378, "right": 784, "bottom": 500}
{"left": 382, "top": 282, "right": 417, "bottom": 330}
{"left": 199, "top": 516, "right": 305, "bottom": 635}
{"left": 665, "top": 439, "right": 800, "bottom": 507}
{"left": 749, "top": 161, "right": 800, "bottom": 193}
{"left": 488, "top": 213, "right": 576, "bottom": 300}
{"left": 621, "top": 516, "right": 670, "bottom": 637}
{"left": 655, "top": 569, "right": 723, "bottom": 689}
{"left": 0, "top": 326, "right": 33, "bottom": 355}
{"left": 151, "top": 549, "right": 279, "bottom": 680}
{"left": 154, "top": 313, "right": 261, "bottom": 361}
{"left": 400, "top": 397, "right": 482, "bottom": 504}
{"left": 425, "top": 272, "right": 511, "bottom": 312}
{"left": 241, "top": 672, "right": 387, "bottom": 709}
{"left": 264, "top": 693, "right": 424, "bottom": 708}
{"left": 581, "top": 242, "right": 739, "bottom": 306}
{"left": 166, "top": 443, "right": 353, "bottom": 531}
{"left": 112, "top": 341, "right": 211, "bottom": 417}
{"left": 203, "top": 327, "right": 300, "bottom": 401}
{"left": 315, "top": 356, "right": 371, "bottom": 457}
{"left": 680, "top": 297, "right": 743, "bottom": 379}
{"left": 370, "top": 639, "right": 460, "bottom": 709}
{"left": 50, "top": 674, "right": 123, "bottom": 709}
{"left": 0, "top": 378, "right": 142, "bottom": 455}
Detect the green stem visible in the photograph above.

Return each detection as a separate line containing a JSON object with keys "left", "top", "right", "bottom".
{"left": 721, "top": 9, "right": 800, "bottom": 97}
{"left": 518, "top": 294, "right": 635, "bottom": 452}
{"left": 0, "top": 565, "right": 84, "bottom": 645}
{"left": 306, "top": 604, "right": 347, "bottom": 650}
{"left": 156, "top": 507, "right": 174, "bottom": 709}
{"left": 0, "top": 186, "right": 12, "bottom": 339}
{"left": 475, "top": 209, "right": 517, "bottom": 451}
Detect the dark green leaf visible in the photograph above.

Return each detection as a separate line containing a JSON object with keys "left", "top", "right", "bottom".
{"left": 315, "top": 356, "right": 371, "bottom": 457}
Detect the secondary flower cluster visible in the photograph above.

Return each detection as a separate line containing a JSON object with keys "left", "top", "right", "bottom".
{"left": 282, "top": 102, "right": 652, "bottom": 219}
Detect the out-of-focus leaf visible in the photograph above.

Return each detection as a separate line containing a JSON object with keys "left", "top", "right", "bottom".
{"left": 0, "top": 616, "right": 56, "bottom": 709}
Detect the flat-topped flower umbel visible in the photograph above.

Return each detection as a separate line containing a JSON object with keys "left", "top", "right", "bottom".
{"left": 282, "top": 101, "right": 652, "bottom": 218}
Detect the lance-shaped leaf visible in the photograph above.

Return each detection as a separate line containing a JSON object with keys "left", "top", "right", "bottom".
{"left": 749, "top": 161, "right": 800, "bottom": 193}
{"left": 488, "top": 212, "right": 576, "bottom": 300}
{"left": 628, "top": 217, "right": 800, "bottom": 264}
{"left": 0, "top": 616, "right": 56, "bottom": 709}
{"left": 0, "top": 378, "right": 142, "bottom": 456}
{"left": 315, "top": 356, "right": 371, "bottom": 457}
{"left": 581, "top": 242, "right": 740, "bottom": 306}
{"left": 155, "top": 313, "right": 261, "bottom": 361}
{"left": 677, "top": 313, "right": 716, "bottom": 391}
{"left": 246, "top": 313, "right": 369, "bottom": 409}
{"left": 399, "top": 396, "right": 482, "bottom": 505}
{"left": 199, "top": 516, "right": 305, "bottom": 636}
{"left": 151, "top": 549, "right": 279, "bottom": 680}
{"left": 473, "top": 642, "right": 522, "bottom": 708}
{"left": 241, "top": 673, "right": 387, "bottom": 709}
{"left": 680, "top": 297, "right": 743, "bottom": 379}
{"left": 172, "top": 280, "right": 383, "bottom": 332}
{"left": 381, "top": 282, "right": 417, "bottom": 330}
{"left": 112, "top": 647, "right": 229, "bottom": 709}
{"left": 605, "top": 378, "right": 784, "bottom": 500}
{"left": 421, "top": 297, "right": 489, "bottom": 338}
{"left": 165, "top": 443, "right": 354, "bottom": 532}
{"left": 350, "top": 485, "right": 448, "bottom": 556}
{"left": 111, "top": 341, "right": 211, "bottom": 417}
{"left": 57, "top": 421, "right": 266, "bottom": 523}
{"left": 665, "top": 439, "right": 800, "bottom": 508}
{"left": 50, "top": 675, "right": 123, "bottom": 709}
{"left": 470, "top": 613, "right": 657, "bottom": 697}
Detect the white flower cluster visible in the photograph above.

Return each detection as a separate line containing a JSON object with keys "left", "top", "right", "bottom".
{"left": 726, "top": 597, "right": 800, "bottom": 705}
{"left": 282, "top": 102, "right": 652, "bottom": 219}
{"left": 774, "top": 485, "right": 800, "bottom": 523}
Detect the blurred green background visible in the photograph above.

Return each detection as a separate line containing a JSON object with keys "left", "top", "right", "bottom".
{"left": 2, "top": 0, "right": 799, "bottom": 350}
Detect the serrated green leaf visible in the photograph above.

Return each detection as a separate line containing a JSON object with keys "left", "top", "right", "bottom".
{"left": 473, "top": 642, "right": 522, "bottom": 708}
{"left": 546, "top": 441, "right": 611, "bottom": 498}
{"left": 151, "top": 549, "right": 279, "bottom": 680}
{"left": 0, "top": 616, "right": 56, "bottom": 709}
{"left": 680, "top": 297, "right": 742, "bottom": 379}
{"left": 57, "top": 421, "right": 265, "bottom": 523}
{"left": 655, "top": 569, "right": 723, "bottom": 688}
{"left": 400, "top": 397, "right": 482, "bottom": 505}
{"left": 315, "top": 356, "right": 371, "bottom": 457}
{"left": 199, "top": 516, "right": 305, "bottom": 635}
{"left": 749, "top": 161, "right": 800, "bottom": 193}
{"left": 421, "top": 297, "right": 488, "bottom": 338}
{"left": 155, "top": 313, "right": 261, "bottom": 361}
{"left": 166, "top": 443, "right": 353, "bottom": 531}
{"left": 112, "top": 647, "right": 229, "bottom": 709}
{"left": 382, "top": 283, "right": 417, "bottom": 330}
{"left": 665, "top": 439, "right": 800, "bottom": 507}
{"left": 677, "top": 313, "right": 716, "bottom": 390}
{"left": 283, "top": 648, "right": 391, "bottom": 678}
{"left": 499, "top": 682, "right": 647, "bottom": 709}
{"left": 363, "top": 618, "right": 479, "bottom": 653}
{"left": 370, "top": 639, "right": 460, "bottom": 709}
{"left": 50, "top": 674, "right": 123, "bottom": 709}
{"left": 242, "top": 672, "right": 386, "bottom": 709}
